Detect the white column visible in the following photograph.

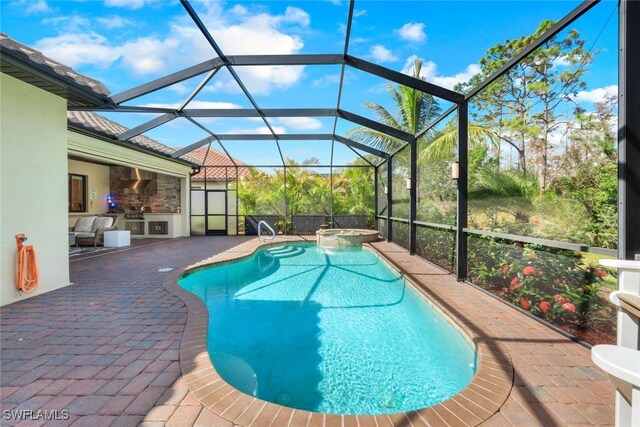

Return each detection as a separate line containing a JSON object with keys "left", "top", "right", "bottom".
{"left": 599, "top": 259, "right": 640, "bottom": 426}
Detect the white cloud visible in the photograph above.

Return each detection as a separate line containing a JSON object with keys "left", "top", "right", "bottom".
{"left": 226, "top": 126, "right": 287, "bottom": 135}
{"left": 167, "top": 83, "right": 190, "bottom": 96}
{"left": 169, "top": 6, "right": 310, "bottom": 94}
{"left": 571, "top": 85, "right": 618, "bottom": 104}
{"left": 282, "top": 7, "right": 310, "bottom": 26}
{"left": 312, "top": 73, "right": 341, "bottom": 88}
{"left": 34, "top": 32, "right": 178, "bottom": 75}
{"left": 272, "top": 117, "right": 322, "bottom": 131}
{"left": 120, "top": 37, "right": 180, "bottom": 75}
{"left": 229, "top": 5, "right": 249, "bottom": 17}
{"left": 234, "top": 66, "right": 305, "bottom": 95}
{"left": 34, "top": 3, "right": 310, "bottom": 93}
{"left": 401, "top": 55, "right": 480, "bottom": 89}
{"left": 353, "top": 9, "right": 367, "bottom": 17}
{"left": 27, "top": 0, "right": 51, "bottom": 13}
{"left": 10, "top": 0, "right": 52, "bottom": 14}
{"left": 34, "top": 33, "right": 121, "bottom": 69}
{"left": 104, "top": 0, "right": 150, "bottom": 10}
{"left": 42, "top": 15, "right": 90, "bottom": 32}
{"left": 548, "top": 124, "right": 569, "bottom": 145}
{"left": 370, "top": 45, "right": 398, "bottom": 63}
{"left": 366, "top": 83, "right": 389, "bottom": 94}
{"left": 96, "top": 16, "right": 134, "bottom": 29}
{"left": 396, "top": 23, "right": 426, "bottom": 43}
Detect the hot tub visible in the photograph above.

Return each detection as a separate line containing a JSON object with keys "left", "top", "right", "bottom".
{"left": 316, "top": 228, "right": 379, "bottom": 248}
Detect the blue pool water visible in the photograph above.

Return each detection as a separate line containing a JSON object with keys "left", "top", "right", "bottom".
{"left": 179, "top": 243, "right": 475, "bottom": 415}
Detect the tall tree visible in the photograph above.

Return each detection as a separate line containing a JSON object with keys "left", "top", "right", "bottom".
{"left": 458, "top": 20, "right": 596, "bottom": 190}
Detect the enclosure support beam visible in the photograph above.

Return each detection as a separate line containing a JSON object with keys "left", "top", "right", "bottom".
{"left": 110, "top": 59, "right": 220, "bottom": 104}
{"left": 409, "top": 138, "right": 418, "bottom": 255}
{"left": 171, "top": 136, "right": 215, "bottom": 158}
{"left": 283, "top": 165, "right": 288, "bottom": 235}
{"left": 184, "top": 117, "right": 238, "bottom": 167}
{"left": 333, "top": 135, "right": 389, "bottom": 159}
{"left": 387, "top": 157, "right": 393, "bottom": 242}
{"left": 337, "top": 109, "right": 413, "bottom": 142}
{"left": 374, "top": 164, "right": 379, "bottom": 229}
{"left": 117, "top": 113, "right": 177, "bottom": 140}
{"left": 183, "top": 108, "right": 338, "bottom": 118}
{"left": 456, "top": 102, "right": 469, "bottom": 281}
{"left": 617, "top": 10, "right": 640, "bottom": 427}
{"left": 345, "top": 55, "right": 464, "bottom": 103}
{"left": 619, "top": 0, "right": 640, "bottom": 262}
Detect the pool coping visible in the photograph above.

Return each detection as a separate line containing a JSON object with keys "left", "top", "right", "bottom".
{"left": 163, "top": 236, "right": 514, "bottom": 426}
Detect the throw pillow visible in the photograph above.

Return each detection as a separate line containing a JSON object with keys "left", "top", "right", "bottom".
{"left": 73, "top": 216, "right": 97, "bottom": 233}
{"left": 92, "top": 217, "right": 114, "bottom": 232}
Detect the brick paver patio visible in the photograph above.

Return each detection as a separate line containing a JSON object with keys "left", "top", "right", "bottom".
{"left": 1, "top": 237, "right": 615, "bottom": 426}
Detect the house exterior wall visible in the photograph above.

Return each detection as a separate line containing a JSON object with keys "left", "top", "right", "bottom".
{"left": 67, "top": 159, "right": 110, "bottom": 227}
{"left": 1, "top": 74, "right": 69, "bottom": 306}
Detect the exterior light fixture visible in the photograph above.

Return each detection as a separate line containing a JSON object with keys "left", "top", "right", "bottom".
{"left": 406, "top": 178, "right": 412, "bottom": 190}
{"left": 383, "top": 185, "right": 388, "bottom": 195}
{"left": 451, "top": 162, "right": 460, "bottom": 180}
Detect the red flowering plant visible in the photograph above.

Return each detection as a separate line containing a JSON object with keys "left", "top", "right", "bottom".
{"left": 467, "top": 235, "right": 616, "bottom": 344}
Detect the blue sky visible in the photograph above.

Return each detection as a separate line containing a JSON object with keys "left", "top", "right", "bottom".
{"left": 1, "top": 0, "right": 619, "bottom": 166}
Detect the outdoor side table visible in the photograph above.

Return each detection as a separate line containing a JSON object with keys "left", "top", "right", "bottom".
{"left": 104, "top": 230, "right": 131, "bottom": 248}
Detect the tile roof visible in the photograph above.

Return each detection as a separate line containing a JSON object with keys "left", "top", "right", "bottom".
{"left": 0, "top": 33, "right": 110, "bottom": 98}
{"left": 67, "top": 111, "right": 201, "bottom": 166}
{"left": 187, "top": 146, "right": 252, "bottom": 180}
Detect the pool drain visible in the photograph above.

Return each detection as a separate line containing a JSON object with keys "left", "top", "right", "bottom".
{"left": 275, "top": 392, "right": 292, "bottom": 405}
{"left": 381, "top": 392, "right": 398, "bottom": 408}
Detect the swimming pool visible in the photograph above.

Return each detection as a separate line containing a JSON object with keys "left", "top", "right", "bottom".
{"left": 179, "top": 242, "right": 476, "bottom": 415}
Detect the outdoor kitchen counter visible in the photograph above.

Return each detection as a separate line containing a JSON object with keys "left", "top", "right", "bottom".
{"left": 118, "top": 213, "right": 183, "bottom": 238}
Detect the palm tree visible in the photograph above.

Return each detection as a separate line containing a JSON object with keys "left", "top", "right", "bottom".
{"left": 348, "top": 59, "right": 441, "bottom": 154}
{"left": 348, "top": 58, "right": 495, "bottom": 163}
{"left": 469, "top": 167, "right": 539, "bottom": 224}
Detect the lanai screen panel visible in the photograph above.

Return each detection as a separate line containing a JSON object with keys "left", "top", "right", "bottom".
{"left": 349, "top": 1, "right": 583, "bottom": 73}
{"left": 463, "top": 0, "right": 619, "bottom": 346}
{"left": 466, "top": 1, "right": 619, "bottom": 249}
{"left": 234, "top": 65, "right": 344, "bottom": 109}
{"left": 184, "top": 1, "right": 351, "bottom": 56}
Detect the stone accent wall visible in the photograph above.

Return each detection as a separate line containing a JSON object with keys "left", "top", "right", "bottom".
{"left": 110, "top": 166, "right": 181, "bottom": 213}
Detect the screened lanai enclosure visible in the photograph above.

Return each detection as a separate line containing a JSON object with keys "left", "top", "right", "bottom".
{"left": 71, "top": 0, "right": 640, "bottom": 347}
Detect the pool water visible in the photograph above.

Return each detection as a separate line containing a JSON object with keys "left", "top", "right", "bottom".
{"left": 179, "top": 243, "right": 475, "bottom": 415}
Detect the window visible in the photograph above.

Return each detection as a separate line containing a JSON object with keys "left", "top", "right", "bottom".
{"left": 69, "top": 174, "right": 87, "bottom": 212}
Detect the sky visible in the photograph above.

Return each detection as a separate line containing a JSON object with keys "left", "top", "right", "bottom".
{"left": 0, "top": 0, "right": 619, "bottom": 166}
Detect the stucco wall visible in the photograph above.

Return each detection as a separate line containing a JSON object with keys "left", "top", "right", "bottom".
{"left": 1, "top": 74, "right": 69, "bottom": 306}
{"left": 68, "top": 159, "right": 110, "bottom": 227}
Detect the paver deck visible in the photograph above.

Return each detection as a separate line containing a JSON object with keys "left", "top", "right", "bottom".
{"left": 0, "top": 236, "right": 615, "bottom": 426}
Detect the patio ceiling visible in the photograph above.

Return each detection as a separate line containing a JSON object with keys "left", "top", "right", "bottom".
{"left": 68, "top": 0, "right": 600, "bottom": 169}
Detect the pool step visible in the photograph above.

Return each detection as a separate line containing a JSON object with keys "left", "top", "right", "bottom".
{"left": 266, "top": 246, "right": 291, "bottom": 254}
{"left": 265, "top": 246, "right": 304, "bottom": 258}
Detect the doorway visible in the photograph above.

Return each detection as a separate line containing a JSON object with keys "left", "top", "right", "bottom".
{"left": 206, "top": 190, "right": 227, "bottom": 235}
